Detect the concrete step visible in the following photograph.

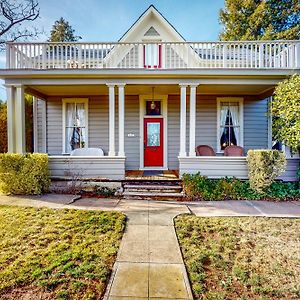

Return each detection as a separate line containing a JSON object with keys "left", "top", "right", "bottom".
{"left": 123, "top": 191, "right": 184, "bottom": 201}
{"left": 123, "top": 184, "right": 182, "bottom": 190}
{"left": 123, "top": 184, "right": 182, "bottom": 193}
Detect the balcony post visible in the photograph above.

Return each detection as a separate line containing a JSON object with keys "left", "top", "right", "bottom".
{"left": 189, "top": 84, "right": 198, "bottom": 157}
{"left": 259, "top": 43, "right": 264, "bottom": 68}
{"left": 118, "top": 84, "right": 126, "bottom": 157}
{"left": 107, "top": 84, "right": 116, "bottom": 156}
{"left": 179, "top": 84, "right": 187, "bottom": 157}
{"left": 295, "top": 42, "right": 300, "bottom": 69}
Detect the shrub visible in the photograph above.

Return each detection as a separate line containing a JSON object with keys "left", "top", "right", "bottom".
{"left": 182, "top": 173, "right": 260, "bottom": 201}
{"left": 0, "top": 153, "right": 50, "bottom": 195}
{"left": 247, "top": 150, "right": 286, "bottom": 193}
{"left": 182, "top": 172, "right": 299, "bottom": 201}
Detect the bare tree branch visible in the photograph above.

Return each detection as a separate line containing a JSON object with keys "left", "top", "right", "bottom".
{"left": 0, "top": 0, "right": 40, "bottom": 50}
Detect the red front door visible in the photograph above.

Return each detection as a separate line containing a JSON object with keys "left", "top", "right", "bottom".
{"left": 144, "top": 118, "right": 163, "bottom": 167}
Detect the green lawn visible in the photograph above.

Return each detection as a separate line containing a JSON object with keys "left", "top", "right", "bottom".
{"left": 175, "top": 215, "right": 300, "bottom": 300}
{"left": 0, "top": 206, "right": 125, "bottom": 300}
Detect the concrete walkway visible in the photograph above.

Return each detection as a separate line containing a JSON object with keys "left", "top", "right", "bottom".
{"left": 0, "top": 194, "right": 299, "bottom": 300}
{"left": 104, "top": 200, "right": 193, "bottom": 299}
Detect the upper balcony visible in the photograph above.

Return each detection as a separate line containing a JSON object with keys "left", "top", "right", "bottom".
{"left": 5, "top": 40, "right": 300, "bottom": 71}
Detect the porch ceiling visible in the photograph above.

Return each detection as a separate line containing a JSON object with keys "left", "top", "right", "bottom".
{"left": 27, "top": 84, "right": 274, "bottom": 98}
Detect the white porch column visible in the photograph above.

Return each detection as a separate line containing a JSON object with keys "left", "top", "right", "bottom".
{"left": 179, "top": 84, "right": 187, "bottom": 157}
{"left": 107, "top": 84, "right": 116, "bottom": 156}
{"left": 15, "top": 85, "right": 26, "bottom": 153}
{"left": 118, "top": 84, "right": 125, "bottom": 156}
{"left": 33, "top": 96, "right": 38, "bottom": 152}
{"left": 6, "top": 86, "right": 16, "bottom": 153}
{"left": 189, "top": 84, "right": 198, "bottom": 156}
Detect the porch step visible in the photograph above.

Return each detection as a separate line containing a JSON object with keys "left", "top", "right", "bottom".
{"left": 123, "top": 184, "right": 182, "bottom": 193}
{"left": 122, "top": 191, "right": 184, "bottom": 200}
{"left": 121, "top": 180, "right": 183, "bottom": 200}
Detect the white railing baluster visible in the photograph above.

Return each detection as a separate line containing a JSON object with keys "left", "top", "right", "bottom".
{"left": 4, "top": 40, "right": 299, "bottom": 70}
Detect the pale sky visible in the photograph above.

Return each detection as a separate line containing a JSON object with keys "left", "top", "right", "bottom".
{"left": 0, "top": 0, "right": 225, "bottom": 100}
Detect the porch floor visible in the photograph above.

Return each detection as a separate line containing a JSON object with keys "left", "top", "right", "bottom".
{"left": 125, "top": 170, "right": 179, "bottom": 181}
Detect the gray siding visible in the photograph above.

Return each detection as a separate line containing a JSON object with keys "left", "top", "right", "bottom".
{"left": 49, "top": 157, "right": 125, "bottom": 180}
{"left": 36, "top": 99, "right": 45, "bottom": 152}
{"left": 124, "top": 95, "right": 140, "bottom": 169}
{"left": 168, "top": 95, "right": 180, "bottom": 169}
{"left": 47, "top": 98, "right": 62, "bottom": 154}
{"left": 43, "top": 94, "right": 271, "bottom": 171}
{"left": 244, "top": 97, "right": 268, "bottom": 152}
{"left": 179, "top": 157, "right": 299, "bottom": 182}
{"left": 195, "top": 95, "right": 217, "bottom": 150}
{"left": 88, "top": 96, "right": 109, "bottom": 153}
{"left": 46, "top": 96, "right": 110, "bottom": 155}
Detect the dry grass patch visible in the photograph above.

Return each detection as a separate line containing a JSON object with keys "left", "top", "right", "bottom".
{"left": 175, "top": 216, "right": 300, "bottom": 300}
{"left": 0, "top": 205, "right": 125, "bottom": 300}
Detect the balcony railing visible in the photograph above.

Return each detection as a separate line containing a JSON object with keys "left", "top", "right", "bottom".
{"left": 5, "top": 40, "right": 300, "bottom": 70}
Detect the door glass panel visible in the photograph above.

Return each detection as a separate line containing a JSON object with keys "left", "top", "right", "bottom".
{"left": 147, "top": 122, "right": 160, "bottom": 146}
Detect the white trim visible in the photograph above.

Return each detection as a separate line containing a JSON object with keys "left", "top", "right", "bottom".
{"left": 5, "top": 77, "right": 287, "bottom": 87}
{"left": 15, "top": 85, "right": 26, "bottom": 153}
{"left": 179, "top": 84, "right": 187, "bottom": 157}
{"left": 189, "top": 84, "right": 198, "bottom": 156}
{"left": 118, "top": 84, "right": 125, "bottom": 156}
{"left": 107, "top": 84, "right": 116, "bottom": 156}
{"left": 216, "top": 97, "right": 244, "bottom": 153}
{"left": 6, "top": 86, "right": 15, "bottom": 153}
{"left": 41, "top": 100, "right": 47, "bottom": 153}
{"left": 33, "top": 96, "right": 38, "bottom": 152}
{"left": 139, "top": 94, "right": 168, "bottom": 170}
{"left": 62, "top": 98, "right": 89, "bottom": 154}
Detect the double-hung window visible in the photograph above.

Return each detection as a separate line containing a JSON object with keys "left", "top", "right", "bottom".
{"left": 217, "top": 98, "right": 243, "bottom": 152}
{"left": 62, "top": 98, "right": 88, "bottom": 153}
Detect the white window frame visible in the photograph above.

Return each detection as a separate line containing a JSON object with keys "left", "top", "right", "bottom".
{"left": 62, "top": 98, "right": 89, "bottom": 154}
{"left": 217, "top": 97, "right": 244, "bottom": 153}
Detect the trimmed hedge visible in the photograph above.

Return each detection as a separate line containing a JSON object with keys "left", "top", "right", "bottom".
{"left": 247, "top": 150, "right": 286, "bottom": 193}
{"left": 0, "top": 153, "right": 50, "bottom": 195}
{"left": 182, "top": 173, "right": 299, "bottom": 201}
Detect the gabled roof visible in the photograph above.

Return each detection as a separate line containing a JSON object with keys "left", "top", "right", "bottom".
{"left": 118, "top": 5, "right": 186, "bottom": 42}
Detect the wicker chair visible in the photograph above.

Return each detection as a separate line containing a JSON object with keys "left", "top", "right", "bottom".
{"left": 196, "top": 145, "right": 216, "bottom": 156}
{"left": 224, "top": 145, "right": 244, "bottom": 156}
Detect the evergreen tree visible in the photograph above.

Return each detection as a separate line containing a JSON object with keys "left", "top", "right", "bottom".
{"left": 48, "top": 17, "right": 81, "bottom": 42}
{"left": 219, "top": 0, "right": 300, "bottom": 40}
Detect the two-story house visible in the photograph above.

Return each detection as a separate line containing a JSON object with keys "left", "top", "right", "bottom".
{"left": 1, "top": 5, "right": 299, "bottom": 181}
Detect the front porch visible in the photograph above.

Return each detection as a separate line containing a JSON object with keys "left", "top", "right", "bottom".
{"left": 4, "top": 77, "right": 299, "bottom": 182}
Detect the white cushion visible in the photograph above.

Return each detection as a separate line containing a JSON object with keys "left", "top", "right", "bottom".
{"left": 70, "top": 148, "right": 104, "bottom": 156}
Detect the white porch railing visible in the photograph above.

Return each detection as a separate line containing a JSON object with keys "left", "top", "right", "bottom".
{"left": 6, "top": 40, "right": 300, "bottom": 70}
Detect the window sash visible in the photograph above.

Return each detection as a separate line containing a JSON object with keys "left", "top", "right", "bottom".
{"left": 63, "top": 99, "right": 88, "bottom": 153}
{"left": 144, "top": 44, "right": 161, "bottom": 68}
{"left": 217, "top": 98, "right": 243, "bottom": 152}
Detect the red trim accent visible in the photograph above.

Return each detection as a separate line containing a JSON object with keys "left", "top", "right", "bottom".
{"left": 143, "top": 44, "right": 162, "bottom": 69}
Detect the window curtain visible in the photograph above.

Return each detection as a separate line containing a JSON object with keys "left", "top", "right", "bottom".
{"left": 145, "top": 44, "right": 158, "bottom": 67}
{"left": 220, "top": 104, "right": 228, "bottom": 139}
{"left": 66, "top": 103, "right": 86, "bottom": 152}
{"left": 228, "top": 105, "right": 240, "bottom": 145}
{"left": 66, "top": 103, "right": 75, "bottom": 153}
